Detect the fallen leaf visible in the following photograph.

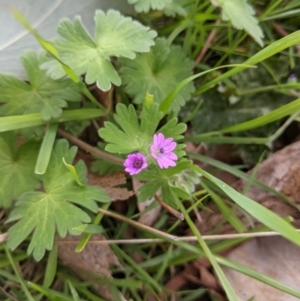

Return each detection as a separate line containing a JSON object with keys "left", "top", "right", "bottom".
{"left": 57, "top": 234, "right": 125, "bottom": 300}
{"left": 222, "top": 236, "right": 300, "bottom": 301}
{"left": 133, "top": 178, "right": 162, "bottom": 227}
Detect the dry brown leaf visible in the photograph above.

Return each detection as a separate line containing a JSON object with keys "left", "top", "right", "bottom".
{"left": 222, "top": 236, "right": 300, "bottom": 301}
{"left": 198, "top": 140, "right": 300, "bottom": 235}
{"left": 75, "top": 151, "right": 134, "bottom": 201}
{"left": 195, "top": 141, "right": 300, "bottom": 300}
{"left": 57, "top": 234, "right": 125, "bottom": 300}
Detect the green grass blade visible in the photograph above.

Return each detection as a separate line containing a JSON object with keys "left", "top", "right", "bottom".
{"left": 75, "top": 202, "right": 111, "bottom": 252}
{"left": 178, "top": 201, "right": 239, "bottom": 301}
{"left": 220, "top": 97, "right": 300, "bottom": 133}
{"left": 4, "top": 246, "right": 35, "bottom": 301}
{"left": 0, "top": 109, "right": 105, "bottom": 132}
{"left": 193, "top": 166, "right": 300, "bottom": 247}
{"left": 187, "top": 152, "right": 295, "bottom": 207}
{"left": 68, "top": 280, "right": 80, "bottom": 301}
{"left": 159, "top": 64, "right": 255, "bottom": 115}
{"left": 195, "top": 31, "right": 300, "bottom": 95}
{"left": 185, "top": 135, "right": 268, "bottom": 144}
{"left": 134, "top": 233, "right": 300, "bottom": 298}
{"left": 28, "top": 282, "right": 75, "bottom": 301}
{"left": 43, "top": 245, "right": 58, "bottom": 288}
{"left": 202, "top": 182, "right": 246, "bottom": 233}
{"left": 35, "top": 123, "right": 58, "bottom": 175}
{"left": 111, "top": 245, "right": 162, "bottom": 292}
{"left": 216, "top": 255, "right": 300, "bottom": 298}
{"left": 154, "top": 245, "right": 173, "bottom": 281}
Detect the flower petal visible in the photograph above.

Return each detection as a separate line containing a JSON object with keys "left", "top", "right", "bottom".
{"left": 164, "top": 152, "right": 177, "bottom": 160}
{"left": 150, "top": 133, "right": 178, "bottom": 169}
{"left": 161, "top": 137, "right": 173, "bottom": 148}
{"left": 155, "top": 157, "right": 164, "bottom": 168}
{"left": 163, "top": 142, "right": 177, "bottom": 152}
{"left": 124, "top": 152, "right": 147, "bottom": 175}
{"left": 157, "top": 133, "right": 165, "bottom": 146}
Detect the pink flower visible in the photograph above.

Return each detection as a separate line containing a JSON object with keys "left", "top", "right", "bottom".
{"left": 124, "top": 153, "right": 148, "bottom": 175}
{"left": 150, "top": 133, "right": 177, "bottom": 169}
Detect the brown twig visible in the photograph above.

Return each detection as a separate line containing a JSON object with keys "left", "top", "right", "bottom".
{"left": 272, "top": 22, "right": 300, "bottom": 56}
{"left": 98, "top": 207, "right": 178, "bottom": 241}
{"left": 195, "top": 19, "right": 221, "bottom": 65}
{"left": 57, "top": 128, "right": 123, "bottom": 165}
{"left": 272, "top": 22, "right": 288, "bottom": 37}
{"left": 0, "top": 286, "right": 18, "bottom": 301}
{"left": 0, "top": 232, "right": 7, "bottom": 243}
{"left": 56, "top": 229, "right": 300, "bottom": 245}
{"left": 154, "top": 194, "right": 184, "bottom": 221}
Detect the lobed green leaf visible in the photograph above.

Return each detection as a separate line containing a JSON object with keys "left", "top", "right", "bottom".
{"left": 120, "top": 38, "right": 195, "bottom": 113}
{"left": 128, "top": 0, "right": 172, "bottom": 13}
{"left": 7, "top": 139, "right": 110, "bottom": 260}
{"left": 216, "top": 0, "right": 264, "bottom": 46}
{"left": 0, "top": 132, "right": 41, "bottom": 208}
{"left": 0, "top": 51, "right": 81, "bottom": 121}
{"left": 42, "top": 10, "right": 157, "bottom": 91}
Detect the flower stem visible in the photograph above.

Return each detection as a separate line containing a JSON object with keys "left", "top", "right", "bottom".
{"left": 154, "top": 194, "right": 184, "bottom": 221}
{"left": 98, "top": 208, "right": 178, "bottom": 241}
{"left": 57, "top": 128, "right": 123, "bottom": 165}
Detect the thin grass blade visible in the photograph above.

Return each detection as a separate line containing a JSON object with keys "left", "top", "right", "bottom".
{"left": 35, "top": 123, "right": 58, "bottom": 175}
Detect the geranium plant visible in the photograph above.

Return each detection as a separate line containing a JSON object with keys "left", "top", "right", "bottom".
{"left": 1, "top": 1, "right": 300, "bottom": 300}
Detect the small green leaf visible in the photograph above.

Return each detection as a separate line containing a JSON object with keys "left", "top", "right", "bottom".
{"left": 158, "top": 118, "right": 187, "bottom": 140}
{"left": 128, "top": 0, "right": 172, "bottom": 13}
{"left": 216, "top": 0, "right": 264, "bottom": 46}
{"left": 63, "top": 158, "right": 84, "bottom": 186}
{"left": 138, "top": 178, "right": 162, "bottom": 202}
{"left": 120, "top": 38, "right": 195, "bottom": 113}
{"left": 163, "top": 0, "right": 190, "bottom": 17}
{"left": 164, "top": 159, "right": 193, "bottom": 177}
{"left": 43, "top": 245, "right": 58, "bottom": 288}
{"left": 7, "top": 139, "right": 110, "bottom": 261}
{"left": 138, "top": 161, "right": 193, "bottom": 205}
{"left": 161, "top": 182, "right": 180, "bottom": 208}
{"left": 0, "top": 132, "right": 40, "bottom": 208}
{"left": 99, "top": 103, "right": 161, "bottom": 154}
{"left": 42, "top": 10, "right": 157, "bottom": 91}
{"left": 140, "top": 104, "right": 163, "bottom": 136}
{"left": 0, "top": 51, "right": 81, "bottom": 121}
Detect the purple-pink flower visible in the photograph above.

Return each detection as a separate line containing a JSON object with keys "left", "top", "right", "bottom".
{"left": 124, "top": 152, "right": 148, "bottom": 175}
{"left": 150, "top": 133, "right": 178, "bottom": 169}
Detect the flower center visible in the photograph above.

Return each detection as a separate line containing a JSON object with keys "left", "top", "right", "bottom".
{"left": 133, "top": 159, "right": 143, "bottom": 169}
{"left": 159, "top": 148, "right": 164, "bottom": 154}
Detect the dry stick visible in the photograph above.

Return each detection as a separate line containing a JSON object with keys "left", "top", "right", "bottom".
{"left": 195, "top": 19, "right": 221, "bottom": 65}
{"left": 0, "top": 232, "right": 7, "bottom": 243}
{"left": 57, "top": 128, "right": 123, "bottom": 165}
{"left": 154, "top": 194, "right": 184, "bottom": 221}
{"left": 0, "top": 286, "right": 19, "bottom": 301}
{"left": 56, "top": 229, "right": 300, "bottom": 245}
{"left": 2, "top": 229, "right": 300, "bottom": 245}
{"left": 98, "top": 207, "right": 178, "bottom": 241}
{"left": 272, "top": 22, "right": 288, "bottom": 37}
{"left": 273, "top": 22, "right": 300, "bottom": 56}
